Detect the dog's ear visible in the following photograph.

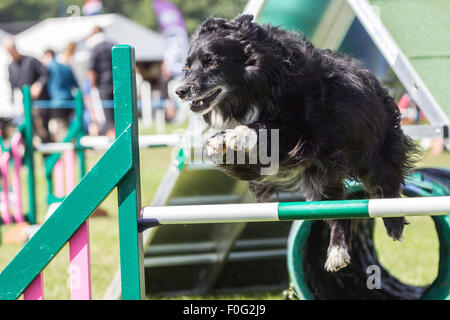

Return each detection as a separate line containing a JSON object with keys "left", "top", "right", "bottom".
{"left": 231, "top": 14, "right": 254, "bottom": 27}
{"left": 195, "top": 15, "right": 255, "bottom": 37}
{"left": 229, "top": 15, "right": 254, "bottom": 36}
{"left": 196, "top": 16, "right": 229, "bottom": 35}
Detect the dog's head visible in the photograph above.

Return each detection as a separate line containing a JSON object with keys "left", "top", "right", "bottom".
{"left": 176, "top": 15, "right": 268, "bottom": 121}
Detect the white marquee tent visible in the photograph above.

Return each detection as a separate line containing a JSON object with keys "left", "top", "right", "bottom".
{"left": 0, "top": 14, "right": 164, "bottom": 117}
{"left": 14, "top": 13, "right": 164, "bottom": 62}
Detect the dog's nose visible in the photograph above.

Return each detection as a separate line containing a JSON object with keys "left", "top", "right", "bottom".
{"left": 175, "top": 85, "right": 190, "bottom": 99}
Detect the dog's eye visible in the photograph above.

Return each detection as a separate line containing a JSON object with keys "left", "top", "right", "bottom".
{"left": 208, "top": 59, "right": 216, "bottom": 68}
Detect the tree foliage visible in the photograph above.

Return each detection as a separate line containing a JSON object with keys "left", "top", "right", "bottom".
{"left": 0, "top": 0, "right": 248, "bottom": 34}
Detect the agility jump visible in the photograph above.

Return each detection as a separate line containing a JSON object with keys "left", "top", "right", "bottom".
{"left": 139, "top": 197, "right": 450, "bottom": 230}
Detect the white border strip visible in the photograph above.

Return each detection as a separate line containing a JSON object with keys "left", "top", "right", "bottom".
{"left": 243, "top": 0, "right": 266, "bottom": 18}
{"left": 142, "top": 202, "right": 279, "bottom": 224}
{"left": 369, "top": 196, "right": 450, "bottom": 218}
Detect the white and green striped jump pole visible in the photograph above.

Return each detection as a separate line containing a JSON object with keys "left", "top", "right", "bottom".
{"left": 138, "top": 196, "right": 450, "bottom": 231}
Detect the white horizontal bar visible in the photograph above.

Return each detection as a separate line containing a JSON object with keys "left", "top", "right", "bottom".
{"left": 36, "top": 143, "right": 75, "bottom": 153}
{"left": 145, "top": 238, "right": 287, "bottom": 255}
{"left": 79, "top": 136, "right": 111, "bottom": 149}
{"left": 143, "top": 196, "right": 450, "bottom": 225}
{"left": 369, "top": 196, "right": 450, "bottom": 217}
{"left": 233, "top": 237, "right": 287, "bottom": 249}
{"left": 401, "top": 125, "right": 448, "bottom": 140}
{"left": 142, "top": 203, "right": 279, "bottom": 225}
{"left": 228, "top": 249, "right": 286, "bottom": 261}
{"left": 144, "top": 253, "right": 218, "bottom": 267}
{"left": 138, "top": 134, "right": 181, "bottom": 147}
{"left": 143, "top": 249, "right": 286, "bottom": 268}
{"left": 146, "top": 242, "right": 216, "bottom": 255}
{"left": 80, "top": 134, "right": 181, "bottom": 150}
{"left": 35, "top": 134, "right": 181, "bottom": 153}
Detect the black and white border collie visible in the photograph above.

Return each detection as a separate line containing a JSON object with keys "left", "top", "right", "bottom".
{"left": 176, "top": 15, "right": 418, "bottom": 272}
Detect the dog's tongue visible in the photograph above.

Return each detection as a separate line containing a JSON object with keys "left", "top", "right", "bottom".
{"left": 190, "top": 100, "right": 205, "bottom": 112}
{"left": 190, "top": 88, "right": 221, "bottom": 112}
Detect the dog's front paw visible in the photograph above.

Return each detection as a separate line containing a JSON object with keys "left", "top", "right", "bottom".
{"left": 206, "top": 126, "right": 257, "bottom": 160}
{"left": 324, "top": 246, "right": 351, "bottom": 272}
{"left": 206, "top": 131, "right": 226, "bottom": 159}
{"left": 223, "top": 125, "right": 257, "bottom": 152}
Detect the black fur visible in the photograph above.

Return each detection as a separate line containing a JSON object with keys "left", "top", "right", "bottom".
{"left": 177, "top": 15, "right": 419, "bottom": 271}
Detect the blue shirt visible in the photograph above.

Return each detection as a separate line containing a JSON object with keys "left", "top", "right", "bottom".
{"left": 46, "top": 58, "right": 79, "bottom": 101}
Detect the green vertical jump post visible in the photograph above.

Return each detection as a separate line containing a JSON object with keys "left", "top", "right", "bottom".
{"left": 75, "top": 90, "right": 86, "bottom": 177}
{"left": 0, "top": 45, "right": 144, "bottom": 299}
{"left": 21, "top": 87, "right": 84, "bottom": 223}
{"left": 112, "top": 45, "right": 145, "bottom": 300}
{"left": 22, "top": 86, "right": 37, "bottom": 225}
{"left": 43, "top": 89, "right": 85, "bottom": 204}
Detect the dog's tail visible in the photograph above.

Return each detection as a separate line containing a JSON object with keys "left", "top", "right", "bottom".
{"left": 384, "top": 95, "right": 422, "bottom": 181}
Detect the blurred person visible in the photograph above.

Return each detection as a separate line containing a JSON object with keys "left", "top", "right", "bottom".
{"left": 398, "top": 94, "right": 420, "bottom": 125}
{"left": 159, "top": 62, "right": 176, "bottom": 121}
{"left": 136, "top": 66, "right": 144, "bottom": 99}
{"left": 42, "top": 49, "right": 78, "bottom": 102}
{"left": 60, "top": 42, "right": 82, "bottom": 81}
{"left": 80, "top": 74, "right": 100, "bottom": 136}
{"left": 398, "top": 93, "right": 445, "bottom": 155}
{"left": 61, "top": 42, "right": 77, "bottom": 65}
{"left": 41, "top": 49, "right": 79, "bottom": 141}
{"left": 3, "top": 36, "right": 50, "bottom": 101}
{"left": 3, "top": 36, "right": 51, "bottom": 141}
{"left": 85, "top": 26, "right": 115, "bottom": 137}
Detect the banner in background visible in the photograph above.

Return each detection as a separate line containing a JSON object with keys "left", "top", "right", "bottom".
{"left": 82, "top": 0, "right": 103, "bottom": 16}
{"left": 153, "top": 0, "right": 189, "bottom": 78}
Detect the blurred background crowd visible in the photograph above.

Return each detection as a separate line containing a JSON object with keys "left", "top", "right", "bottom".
{"left": 0, "top": 0, "right": 247, "bottom": 142}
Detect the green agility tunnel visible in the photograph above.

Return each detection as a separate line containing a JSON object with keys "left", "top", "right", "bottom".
{"left": 287, "top": 168, "right": 450, "bottom": 299}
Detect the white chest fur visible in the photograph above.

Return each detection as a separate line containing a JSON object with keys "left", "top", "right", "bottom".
{"left": 209, "top": 107, "right": 260, "bottom": 130}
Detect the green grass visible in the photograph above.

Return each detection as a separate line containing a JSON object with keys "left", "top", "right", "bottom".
{"left": 0, "top": 132, "right": 448, "bottom": 299}
{"left": 157, "top": 291, "right": 285, "bottom": 300}
{"left": 374, "top": 216, "right": 439, "bottom": 286}
{"left": 369, "top": 149, "right": 449, "bottom": 287}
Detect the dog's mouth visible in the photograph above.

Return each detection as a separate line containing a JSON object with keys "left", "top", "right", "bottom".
{"left": 189, "top": 88, "right": 222, "bottom": 113}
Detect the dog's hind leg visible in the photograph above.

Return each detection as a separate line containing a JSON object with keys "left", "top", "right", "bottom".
{"left": 325, "top": 219, "right": 352, "bottom": 272}
{"left": 364, "top": 106, "right": 416, "bottom": 240}
{"left": 383, "top": 216, "right": 408, "bottom": 241}
{"left": 372, "top": 185, "right": 408, "bottom": 241}
{"left": 322, "top": 185, "right": 353, "bottom": 272}
{"left": 364, "top": 176, "right": 409, "bottom": 241}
